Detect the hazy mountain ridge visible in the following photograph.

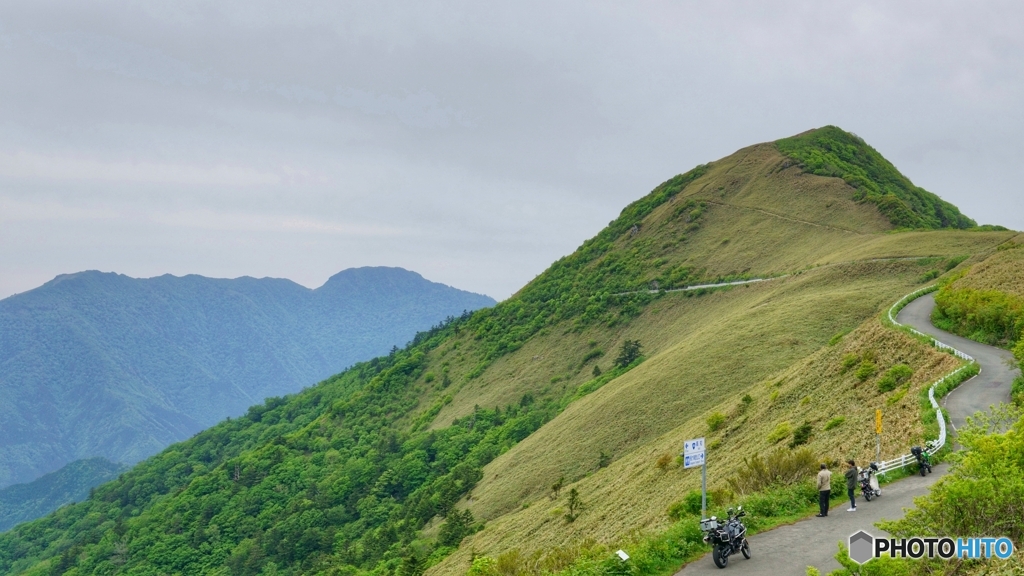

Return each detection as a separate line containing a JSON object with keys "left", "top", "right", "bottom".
{"left": 0, "top": 267, "right": 495, "bottom": 488}
{"left": 0, "top": 458, "right": 127, "bottom": 534}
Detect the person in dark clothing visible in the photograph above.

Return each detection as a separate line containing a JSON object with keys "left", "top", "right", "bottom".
{"left": 845, "top": 460, "right": 858, "bottom": 511}
{"left": 816, "top": 463, "right": 831, "bottom": 517}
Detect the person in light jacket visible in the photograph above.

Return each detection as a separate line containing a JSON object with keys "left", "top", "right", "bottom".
{"left": 845, "top": 460, "right": 858, "bottom": 512}
{"left": 816, "top": 463, "right": 831, "bottom": 517}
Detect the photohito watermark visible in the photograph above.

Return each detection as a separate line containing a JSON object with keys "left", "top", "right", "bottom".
{"left": 849, "top": 531, "right": 1015, "bottom": 564}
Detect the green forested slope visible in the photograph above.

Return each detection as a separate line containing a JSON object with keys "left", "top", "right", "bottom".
{"left": 0, "top": 128, "right": 1011, "bottom": 576}
{"left": 776, "top": 126, "right": 977, "bottom": 229}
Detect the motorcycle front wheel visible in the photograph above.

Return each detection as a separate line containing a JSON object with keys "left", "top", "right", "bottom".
{"left": 713, "top": 545, "right": 729, "bottom": 568}
{"left": 863, "top": 490, "right": 872, "bottom": 502}
{"left": 920, "top": 466, "right": 926, "bottom": 477}
{"left": 741, "top": 540, "right": 751, "bottom": 559}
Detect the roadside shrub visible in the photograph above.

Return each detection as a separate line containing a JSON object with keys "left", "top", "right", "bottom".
{"left": 655, "top": 454, "right": 672, "bottom": 470}
{"left": 855, "top": 360, "right": 877, "bottom": 382}
{"left": 917, "top": 269, "right": 940, "bottom": 283}
{"left": 789, "top": 422, "right": 812, "bottom": 448}
{"left": 840, "top": 353, "right": 859, "bottom": 372}
{"left": 727, "top": 447, "right": 817, "bottom": 494}
{"left": 683, "top": 489, "right": 704, "bottom": 515}
{"left": 767, "top": 421, "right": 792, "bottom": 444}
{"left": 933, "top": 284, "right": 1024, "bottom": 346}
{"left": 741, "top": 482, "right": 818, "bottom": 519}
{"left": 706, "top": 411, "right": 726, "bottom": 432}
{"left": 824, "top": 416, "right": 845, "bottom": 431}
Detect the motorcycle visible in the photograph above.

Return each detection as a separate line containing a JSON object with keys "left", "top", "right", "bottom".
{"left": 911, "top": 446, "right": 932, "bottom": 476}
{"left": 858, "top": 462, "right": 882, "bottom": 501}
{"left": 701, "top": 506, "right": 750, "bottom": 568}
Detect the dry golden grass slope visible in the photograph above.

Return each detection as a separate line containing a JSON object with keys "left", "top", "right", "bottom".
{"left": 411, "top": 137, "right": 1014, "bottom": 575}
{"left": 944, "top": 233, "right": 1024, "bottom": 297}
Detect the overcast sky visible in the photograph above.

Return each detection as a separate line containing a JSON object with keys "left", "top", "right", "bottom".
{"left": 1, "top": 1, "right": 1022, "bottom": 301}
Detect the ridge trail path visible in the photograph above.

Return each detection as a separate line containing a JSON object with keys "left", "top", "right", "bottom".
{"left": 677, "top": 293, "right": 1017, "bottom": 575}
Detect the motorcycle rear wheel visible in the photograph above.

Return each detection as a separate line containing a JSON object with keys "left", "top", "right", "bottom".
{"left": 713, "top": 545, "right": 729, "bottom": 568}
{"left": 741, "top": 540, "right": 751, "bottom": 559}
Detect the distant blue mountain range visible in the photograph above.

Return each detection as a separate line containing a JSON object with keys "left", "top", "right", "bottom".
{"left": 0, "top": 458, "right": 127, "bottom": 533}
{"left": 0, "top": 267, "right": 494, "bottom": 489}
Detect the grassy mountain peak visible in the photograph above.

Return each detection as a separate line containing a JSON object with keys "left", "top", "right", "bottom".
{"left": 776, "top": 125, "right": 976, "bottom": 230}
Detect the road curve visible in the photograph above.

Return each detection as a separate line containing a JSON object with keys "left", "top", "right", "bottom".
{"left": 897, "top": 293, "right": 1017, "bottom": 431}
{"left": 676, "top": 292, "right": 1019, "bottom": 575}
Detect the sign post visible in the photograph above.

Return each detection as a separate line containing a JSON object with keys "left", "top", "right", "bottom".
{"left": 875, "top": 409, "right": 883, "bottom": 463}
{"left": 683, "top": 437, "right": 707, "bottom": 518}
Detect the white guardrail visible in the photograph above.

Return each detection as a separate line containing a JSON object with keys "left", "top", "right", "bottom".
{"left": 875, "top": 287, "right": 976, "bottom": 474}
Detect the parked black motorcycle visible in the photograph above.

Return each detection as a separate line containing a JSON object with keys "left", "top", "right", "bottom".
{"left": 701, "top": 506, "right": 750, "bottom": 568}
{"left": 911, "top": 446, "right": 932, "bottom": 476}
{"left": 859, "top": 462, "right": 882, "bottom": 501}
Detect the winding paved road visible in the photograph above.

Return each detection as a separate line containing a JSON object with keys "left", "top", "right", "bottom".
{"left": 898, "top": 294, "right": 1017, "bottom": 431}
{"left": 676, "top": 293, "right": 1020, "bottom": 575}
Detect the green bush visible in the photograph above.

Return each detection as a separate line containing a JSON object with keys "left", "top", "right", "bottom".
{"left": 877, "top": 364, "right": 912, "bottom": 393}
{"left": 944, "top": 255, "right": 968, "bottom": 271}
{"left": 614, "top": 340, "right": 642, "bottom": 368}
{"left": 727, "top": 447, "right": 817, "bottom": 494}
{"left": 580, "top": 349, "right": 604, "bottom": 366}
{"left": 789, "top": 422, "right": 813, "bottom": 448}
{"left": 933, "top": 284, "right": 1024, "bottom": 346}
{"left": 855, "top": 360, "right": 877, "bottom": 382}
{"left": 840, "top": 353, "right": 859, "bottom": 372}
{"left": 823, "top": 416, "right": 845, "bottom": 431}
{"left": 706, "top": 411, "right": 727, "bottom": 432}
{"left": 767, "top": 421, "right": 792, "bottom": 444}
{"left": 828, "top": 329, "right": 851, "bottom": 346}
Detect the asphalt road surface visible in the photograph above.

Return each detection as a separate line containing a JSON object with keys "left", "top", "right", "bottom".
{"left": 898, "top": 293, "right": 1018, "bottom": 431}
{"left": 677, "top": 292, "right": 1019, "bottom": 575}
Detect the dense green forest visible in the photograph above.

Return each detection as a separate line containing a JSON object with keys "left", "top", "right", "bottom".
{"left": 776, "top": 126, "right": 977, "bottom": 230}
{"left": 0, "top": 459, "right": 126, "bottom": 533}
{"left": 0, "top": 305, "right": 644, "bottom": 575}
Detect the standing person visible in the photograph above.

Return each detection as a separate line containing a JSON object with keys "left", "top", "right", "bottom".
{"left": 845, "top": 460, "right": 858, "bottom": 512}
{"left": 816, "top": 463, "right": 831, "bottom": 517}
